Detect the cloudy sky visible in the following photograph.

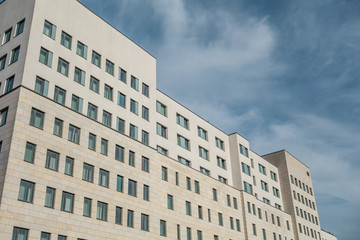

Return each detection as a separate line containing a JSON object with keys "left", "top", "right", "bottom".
{"left": 79, "top": 0, "right": 360, "bottom": 239}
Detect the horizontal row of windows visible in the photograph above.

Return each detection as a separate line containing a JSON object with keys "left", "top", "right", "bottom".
{"left": 298, "top": 222, "right": 321, "bottom": 239}
{"left": 290, "top": 175, "right": 313, "bottom": 196}
{"left": 293, "top": 190, "right": 317, "bottom": 210}
{"left": 251, "top": 223, "right": 293, "bottom": 240}
{"left": 243, "top": 181, "right": 282, "bottom": 210}
{"left": 12, "top": 227, "right": 85, "bottom": 240}
{"left": 42, "top": 19, "right": 149, "bottom": 96}
{"left": 295, "top": 206, "right": 319, "bottom": 225}
{"left": 156, "top": 101, "right": 226, "bottom": 150}
{"left": 0, "top": 44, "right": 20, "bottom": 73}
{"left": 247, "top": 201, "right": 288, "bottom": 230}
{"left": 1, "top": 18, "right": 25, "bottom": 46}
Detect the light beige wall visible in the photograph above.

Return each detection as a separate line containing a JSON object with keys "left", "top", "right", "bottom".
{"left": 321, "top": 229, "right": 337, "bottom": 240}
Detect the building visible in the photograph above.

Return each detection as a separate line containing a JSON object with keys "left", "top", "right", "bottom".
{"left": 0, "top": 0, "right": 337, "bottom": 239}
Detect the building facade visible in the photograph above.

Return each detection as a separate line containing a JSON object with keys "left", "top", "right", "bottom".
{"left": 0, "top": 0, "right": 336, "bottom": 239}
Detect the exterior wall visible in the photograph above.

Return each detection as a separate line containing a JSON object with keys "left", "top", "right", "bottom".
{"left": 0, "top": 87, "right": 246, "bottom": 239}
{"left": 321, "top": 230, "right": 337, "bottom": 240}
{"left": 263, "top": 150, "right": 322, "bottom": 240}
{"left": 0, "top": 0, "right": 337, "bottom": 240}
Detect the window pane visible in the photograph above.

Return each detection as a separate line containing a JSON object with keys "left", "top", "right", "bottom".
{"left": 24, "top": 142, "right": 36, "bottom": 163}
{"left": 45, "top": 150, "right": 59, "bottom": 171}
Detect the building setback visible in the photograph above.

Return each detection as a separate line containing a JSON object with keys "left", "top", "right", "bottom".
{"left": 0, "top": 0, "right": 336, "bottom": 239}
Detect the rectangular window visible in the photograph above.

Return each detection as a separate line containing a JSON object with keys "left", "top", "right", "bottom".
{"left": 141, "top": 214, "right": 149, "bottom": 231}
{"left": 45, "top": 150, "right": 59, "bottom": 171}
{"left": 82, "top": 163, "right": 94, "bottom": 182}
{"left": 212, "top": 188, "right": 217, "bottom": 201}
{"left": 71, "top": 95, "right": 83, "bottom": 113}
{"left": 115, "top": 206, "right": 122, "bottom": 224}
{"left": 263, "top": 198, "right": 270, "bottom": 204}
{"left": 252, "top": 223, "right": 257, "bottom": 235}
{"left": 3, "top": 28, "right": 12, "bottom": 44}
{"left": 60, "top": 31, "right": 72, "bottom": 49}
{"left": 15, "top": 19, "right": 25, "bottom": 36}
{"left": 129, "top": 124, "right": 138, "bottom": 140}
{"left": 87, "top": 103, "right": 97, "bottom": 120}
{"left": 57, "top": 58, "right": 69, "bottom": 76}
{"left": 83, "top": 197, "right": 92, "bottom": 217}
{"left": 12, "top": 227, "right": 28, "bottom": 240}
{"left": 194, "top": 180, "right": 200, "bottom": 194}
{"left": 104, "top": 84, "right": 113, "bottom": 101}
{"left": 74, "top": 67, "right": 85, "bottom": 85}
{"left": 142, "top": 156, "right": 149, "bottom": 172}
{"left": 130, "top": 76, "right": 139, "bottom": 90}
{"left": 177, "top": 135, "right": 190, "bottom": 150}
{"left": 236, "top": 219, "right": 241, "bottom": 231}
{"left": 241, "top": 162, "right": 251, "bottom": 175}
{"left": 142, "top": 130, "right": 149, "bottom": 145}
{"left": 64, "top": 156, "right": 74, "bottom": 176}
{"left": 259, "top": 164, "right": 266, "bottom": 175}
{"left": 101, "top": 138, "right": 108, "bottom": 155}
{"left": 116, "top": 117, "right": 125, "bottom": 133}
{"left": 167, "top": 194, "right": 174, "bottom": 209}
{"left": 218, "top": 212, "right": 223, "bottom": 226}
{"left": 178, "top": 156, "right": 191, "bottom": 166}
{"left": 76, "top": 41, "right": 87, "bottom": 58}
{"left": 105, "top": 59, "right": 114, "bottom": 75}
{"left": 156, "top": 101, "right": 167, "bottom": 116}
{"left": 199, "top": 146, "right": 208, "bottom": 160}
{"left": 215, "top": 137, "right": 224, "bottom": 150}
{"left": 198, "top": 205, "right": 203, "bottom": 219}
{"left": 230, "top": 217, "right": 234, "bottom": 229}
{"left": 18, "top": 179, "right": 34, "bottom": 203}
{"left": 4, "top": 75, "right": 14, "bottom": 93}
{"left": 156, "top": 123, "right": 167, "bottom": 138}
{"left": 129, "top": 150, "right": 135, "bottom": 167}
{"left": 261, "top": 181, "right": 268, "bottom": 191}
{"left": 227, "top": 194, "right": 231, "bottom": 207}
{"left": 143, "top": 185, "right": 149, "bottom": 201}
{"left": 29, "top": 108, "right": 44, "bottom": 129}
{"left": 273, "top": 187, "right": 280, "bottom": 197}
{"left": 115, "top": 145, "right": 124, "bottom": 162}
{"left": 117, "top": 92, "right": 126, "bottom": 108}
{"left": 244, "top": 181, "right": 253, "bottom": 194}
{"left": 61, "top": 191, "right": 74, "bottom": 213}
{"left": 186, "top": 177, "right": 191, "bottom": 191}
{"left": 142, "top": 83, "right": 149, "bottom": 97}
{"left": 128, "top": 179, "right": 137, "bottom": 197}
{"left": 0, "top": 108, "right": 8, "bottom": 127}
{"left": 200, "top": 167, "right": 210, "bottom": 176}
{"left": 102, "top": 110, "right": 112, "bottom": 127}
{"left": 39, "top": 47, "right": 53, "bottom": 67}
{"left": 116, "top": 175, "right": 123, "bottom": 192}
{"left": 119, "top": 68, "right": 127, "bottom": 83}
{"left": 198, "top": 127, "right": 207, "bottom": 140}
{"left": 271, "top": 171, "right": 278, "bottom": 181}
{"left": 44, "top": 187, "right": 55, "bottom": 208}
{"left": 218, "top": 176, "right": 227, "bottom": 184}
{"left": 127, "top": 210, "right": 134, "bottom": 227}
{"left": 24, "top": 142, "right": 36, "bottom": 163}
{"left": 91, "top": 51, "right": 101, "bottom": 67}
{"left": 41, "top": 232, "right": 51, "bottom": 240}
{"left": 89, "top": 76, "right": 99, "bottom": 93}
{"left": 99, "top": 169, "right": 109, "bottom": 188}
{"left": 68, "top": 124, "right": 80, "bottom": 144}
{"left": 130, "top": 99, "right": 138, "bottom": 115}
{"left": 54, "top": 86, "right": 66, "bottom": 105}
{"left": 177, "top": 114, "right": 189, "bottom": 129}
{"left": 43, "top": 20, "right": 56, "bottom": 39}
{"left": 233, "top": 197, "right": 238, "bottom": 209}
{"left": 162, "top": 166, "right": 168, "bottom": 181}
{"left": 142, "top": 106, "right": 149, "bottom": 120}
{"left": 0, "top": 54, "right": 7, "bottom": 71}
{"left": 157, "top": 145, "right": 168, "bottom": 156}
{"left": 10, "top": 46, "right": 20, "bottom": 64}
{"left": 88, "top": 133, "right": 96, "bottom": 151}
{"left": 217, "top": 157, "right": 226, "bottom": 169}
{"left": 240, "top": 144, "right": 249, "bottom": 157}
{"left": 96, "top": 201, "right": 108, "bottom": 221}
{"left": 34, "top": 76, "right": 49, "bottom": 96}
{"left": 160, "top": 220, "right": 166, "bottom": 236}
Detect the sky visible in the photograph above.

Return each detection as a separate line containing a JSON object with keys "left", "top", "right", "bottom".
{"left": 79, "top": 0, "right": 360, "bottom": 239}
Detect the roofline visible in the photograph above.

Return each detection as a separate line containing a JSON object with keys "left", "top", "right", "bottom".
{"left": 262, "top": 149, "right": 310, "bottom": 169}
{"left": 76, "top": 0, "right": 156, "bottom": 60}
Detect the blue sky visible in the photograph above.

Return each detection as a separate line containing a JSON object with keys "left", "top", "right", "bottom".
{"left": 79, "top": 0, "right": 360, "bottom": 239}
